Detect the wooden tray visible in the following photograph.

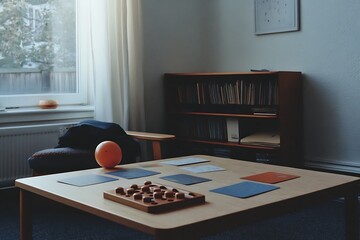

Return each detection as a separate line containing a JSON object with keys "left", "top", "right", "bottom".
{"left": 104, "top": 181, "right": 205, "bottom": 213}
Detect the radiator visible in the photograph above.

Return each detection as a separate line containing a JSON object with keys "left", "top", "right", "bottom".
{"left": 0, "top": 123, "right": 75, "bottom": 187}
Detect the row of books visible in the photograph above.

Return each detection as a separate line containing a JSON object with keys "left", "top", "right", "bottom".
{"left": 176, "top": 79, "right": 279, "bottom": 105}
{"left": 176, "top": 117, "right": 228, "bottom": 141}
{"left": 176, "top": 117, "right": 280, "bottom": 147}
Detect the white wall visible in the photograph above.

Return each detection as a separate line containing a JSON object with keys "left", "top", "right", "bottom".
{"left": 142, "top": 0, "right": 218, "bottom": 132}
{"left": 142, "top": 0, "right": 360, "bottom": 173}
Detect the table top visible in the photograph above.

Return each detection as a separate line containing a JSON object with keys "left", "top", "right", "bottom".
{"left": 16, "top": 155, "right": 360, "bottom": 238}
{"left": 125, "top": 131, "right": 176, "bottom": 141}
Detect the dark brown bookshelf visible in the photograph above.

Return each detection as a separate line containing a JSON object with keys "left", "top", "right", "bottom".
{"left": 164, "top": 71, "right": 302, "bottom": 166}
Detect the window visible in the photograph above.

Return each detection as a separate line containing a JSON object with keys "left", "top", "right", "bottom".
{"left": 0, "top": 0, "right": 87, "bottom": 108}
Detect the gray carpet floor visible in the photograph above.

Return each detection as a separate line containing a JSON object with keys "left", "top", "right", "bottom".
{"left": 0, "top": 187, "right": 358, "bottom": 240}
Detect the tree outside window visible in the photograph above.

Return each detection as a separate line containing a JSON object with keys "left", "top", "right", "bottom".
{"left": 0, "top": 0, "right": 76, "bottom": 95}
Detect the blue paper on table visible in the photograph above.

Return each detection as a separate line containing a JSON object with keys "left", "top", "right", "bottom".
{"left": 160, "top": 174, "right": 211, "bottom": 185}
{"left": 58, "top": 174, "right": 118, "bottom": 187}
{"left": 210, "top": 181, "right": 279, "bottom": 198}
{"left": 106, "top": 168, "right": 160, "bottom": 179}
{"left": 160, "top": 157, "right": 209, "bottom": 166}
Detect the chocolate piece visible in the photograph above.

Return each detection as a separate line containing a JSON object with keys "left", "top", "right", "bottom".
{"left": 165, "top": 191, "right": 175, "bottom": 198}
{"left": 115, "top": 187, "right": 125, "bottom": 195}
{"left": 152, "top": 187, "right": 162, "bottom": 192}
{"left": 175, "top": 192, "right": 185, "bottom": 199}
{"left": 130, "top": 184, "right": 139, "bottom": 190}
{"left": 141, "top": 185, "right": 150, "bottom": 193}
{"left": 144, "top": 181, "right": 152, "bottom": 185}
{"left": 154, "top": 191, "right": 164, "bottom": 199}
{"left": 133, "top": 192, "right": 142, "bottom": 200}
{"left": 126, "top": 188, "right": 135, "bottom": 195}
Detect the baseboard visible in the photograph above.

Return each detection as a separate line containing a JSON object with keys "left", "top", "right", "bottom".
{"left": 304, "top": 157, "right": 360, "bottom": 176}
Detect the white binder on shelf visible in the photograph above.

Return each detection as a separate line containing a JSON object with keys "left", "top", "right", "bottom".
{"left": 226, "top": 118, "right": 239, "bottom": 142}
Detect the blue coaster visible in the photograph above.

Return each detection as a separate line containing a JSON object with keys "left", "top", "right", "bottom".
{"left": 58, "top": 174, "right": 118, "bottom": 187}
{"left": 210, "top": 181, "right": 279, "bottom": 198}
{"left": 106, "top": 168, "right": 160, "bottom": 179}
{"left": 161, "top": 174, "right": 211, "bottom": 185}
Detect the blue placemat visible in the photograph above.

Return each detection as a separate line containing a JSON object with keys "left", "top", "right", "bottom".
{"left": 160, "top": 174, "right": 211, "bottom": 185}
{"left": 106, "top": 168, "right": 160, "bottom": 179}
{"left": 58, "top": 174, "right": 118, "bottom": 187}
{"left": 210, "top": 181, "right": 279, "bottom": 198}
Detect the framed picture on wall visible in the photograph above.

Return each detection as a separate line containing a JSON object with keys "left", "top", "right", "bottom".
{"left": 255, "top": 0, "right": 299, "bottom": 35}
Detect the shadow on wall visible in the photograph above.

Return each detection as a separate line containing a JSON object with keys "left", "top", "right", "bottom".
{"left": 302, "top": 73, "right": 344, "bottom": 163}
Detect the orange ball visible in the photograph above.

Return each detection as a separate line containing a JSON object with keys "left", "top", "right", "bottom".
{"left": 95, "top": 141, "right": 122, "bottom": 169}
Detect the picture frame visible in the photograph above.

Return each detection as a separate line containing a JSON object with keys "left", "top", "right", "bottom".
{"left": 255, "top": 0, "right": 299, "bottom": 35}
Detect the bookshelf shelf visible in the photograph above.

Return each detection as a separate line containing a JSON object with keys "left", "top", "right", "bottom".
{"left": 176, "top": 111, "right": 278, "bottom": 119}
{"left": 164, "top": 71, "right": 302, "bottom": 166}
{"left": 180, "top": 138, "right": 279, "bottom": 150}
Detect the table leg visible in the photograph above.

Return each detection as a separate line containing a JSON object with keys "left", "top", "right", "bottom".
{"left": 344, "top": 191, "right": 359, "bottom": 240}
{"left": 20, "top": 189, "right": 32, "bottom": 240}
{"left": 152, "top": 141, "right": 162, "bottom": 160}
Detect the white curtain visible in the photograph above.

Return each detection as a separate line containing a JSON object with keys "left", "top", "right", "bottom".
{"left": 78, "top": 0, "right": 146, "bottom": 131}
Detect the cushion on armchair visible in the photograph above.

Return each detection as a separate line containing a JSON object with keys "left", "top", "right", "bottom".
{"left": 56, "top": 120, "right": 140, "bottom": 164}
{"left": 28, "top": 120, "right": 141, "bottom": 174}
{"left": 28, "top": 147, "right": 98, "bottom": 174}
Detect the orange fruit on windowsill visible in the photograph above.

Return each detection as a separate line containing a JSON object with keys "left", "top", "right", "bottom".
{"left": 38, "top": 99, "right": 58, "bottom": 109}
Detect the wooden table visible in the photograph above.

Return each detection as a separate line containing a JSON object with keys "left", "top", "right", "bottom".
{"left": 16, "top": 155, "right": 360, "bottom": 240}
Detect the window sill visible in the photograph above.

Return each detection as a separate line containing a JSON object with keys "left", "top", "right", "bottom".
{"left": 0, "top": 105, "right": 95, "bottom": 127}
